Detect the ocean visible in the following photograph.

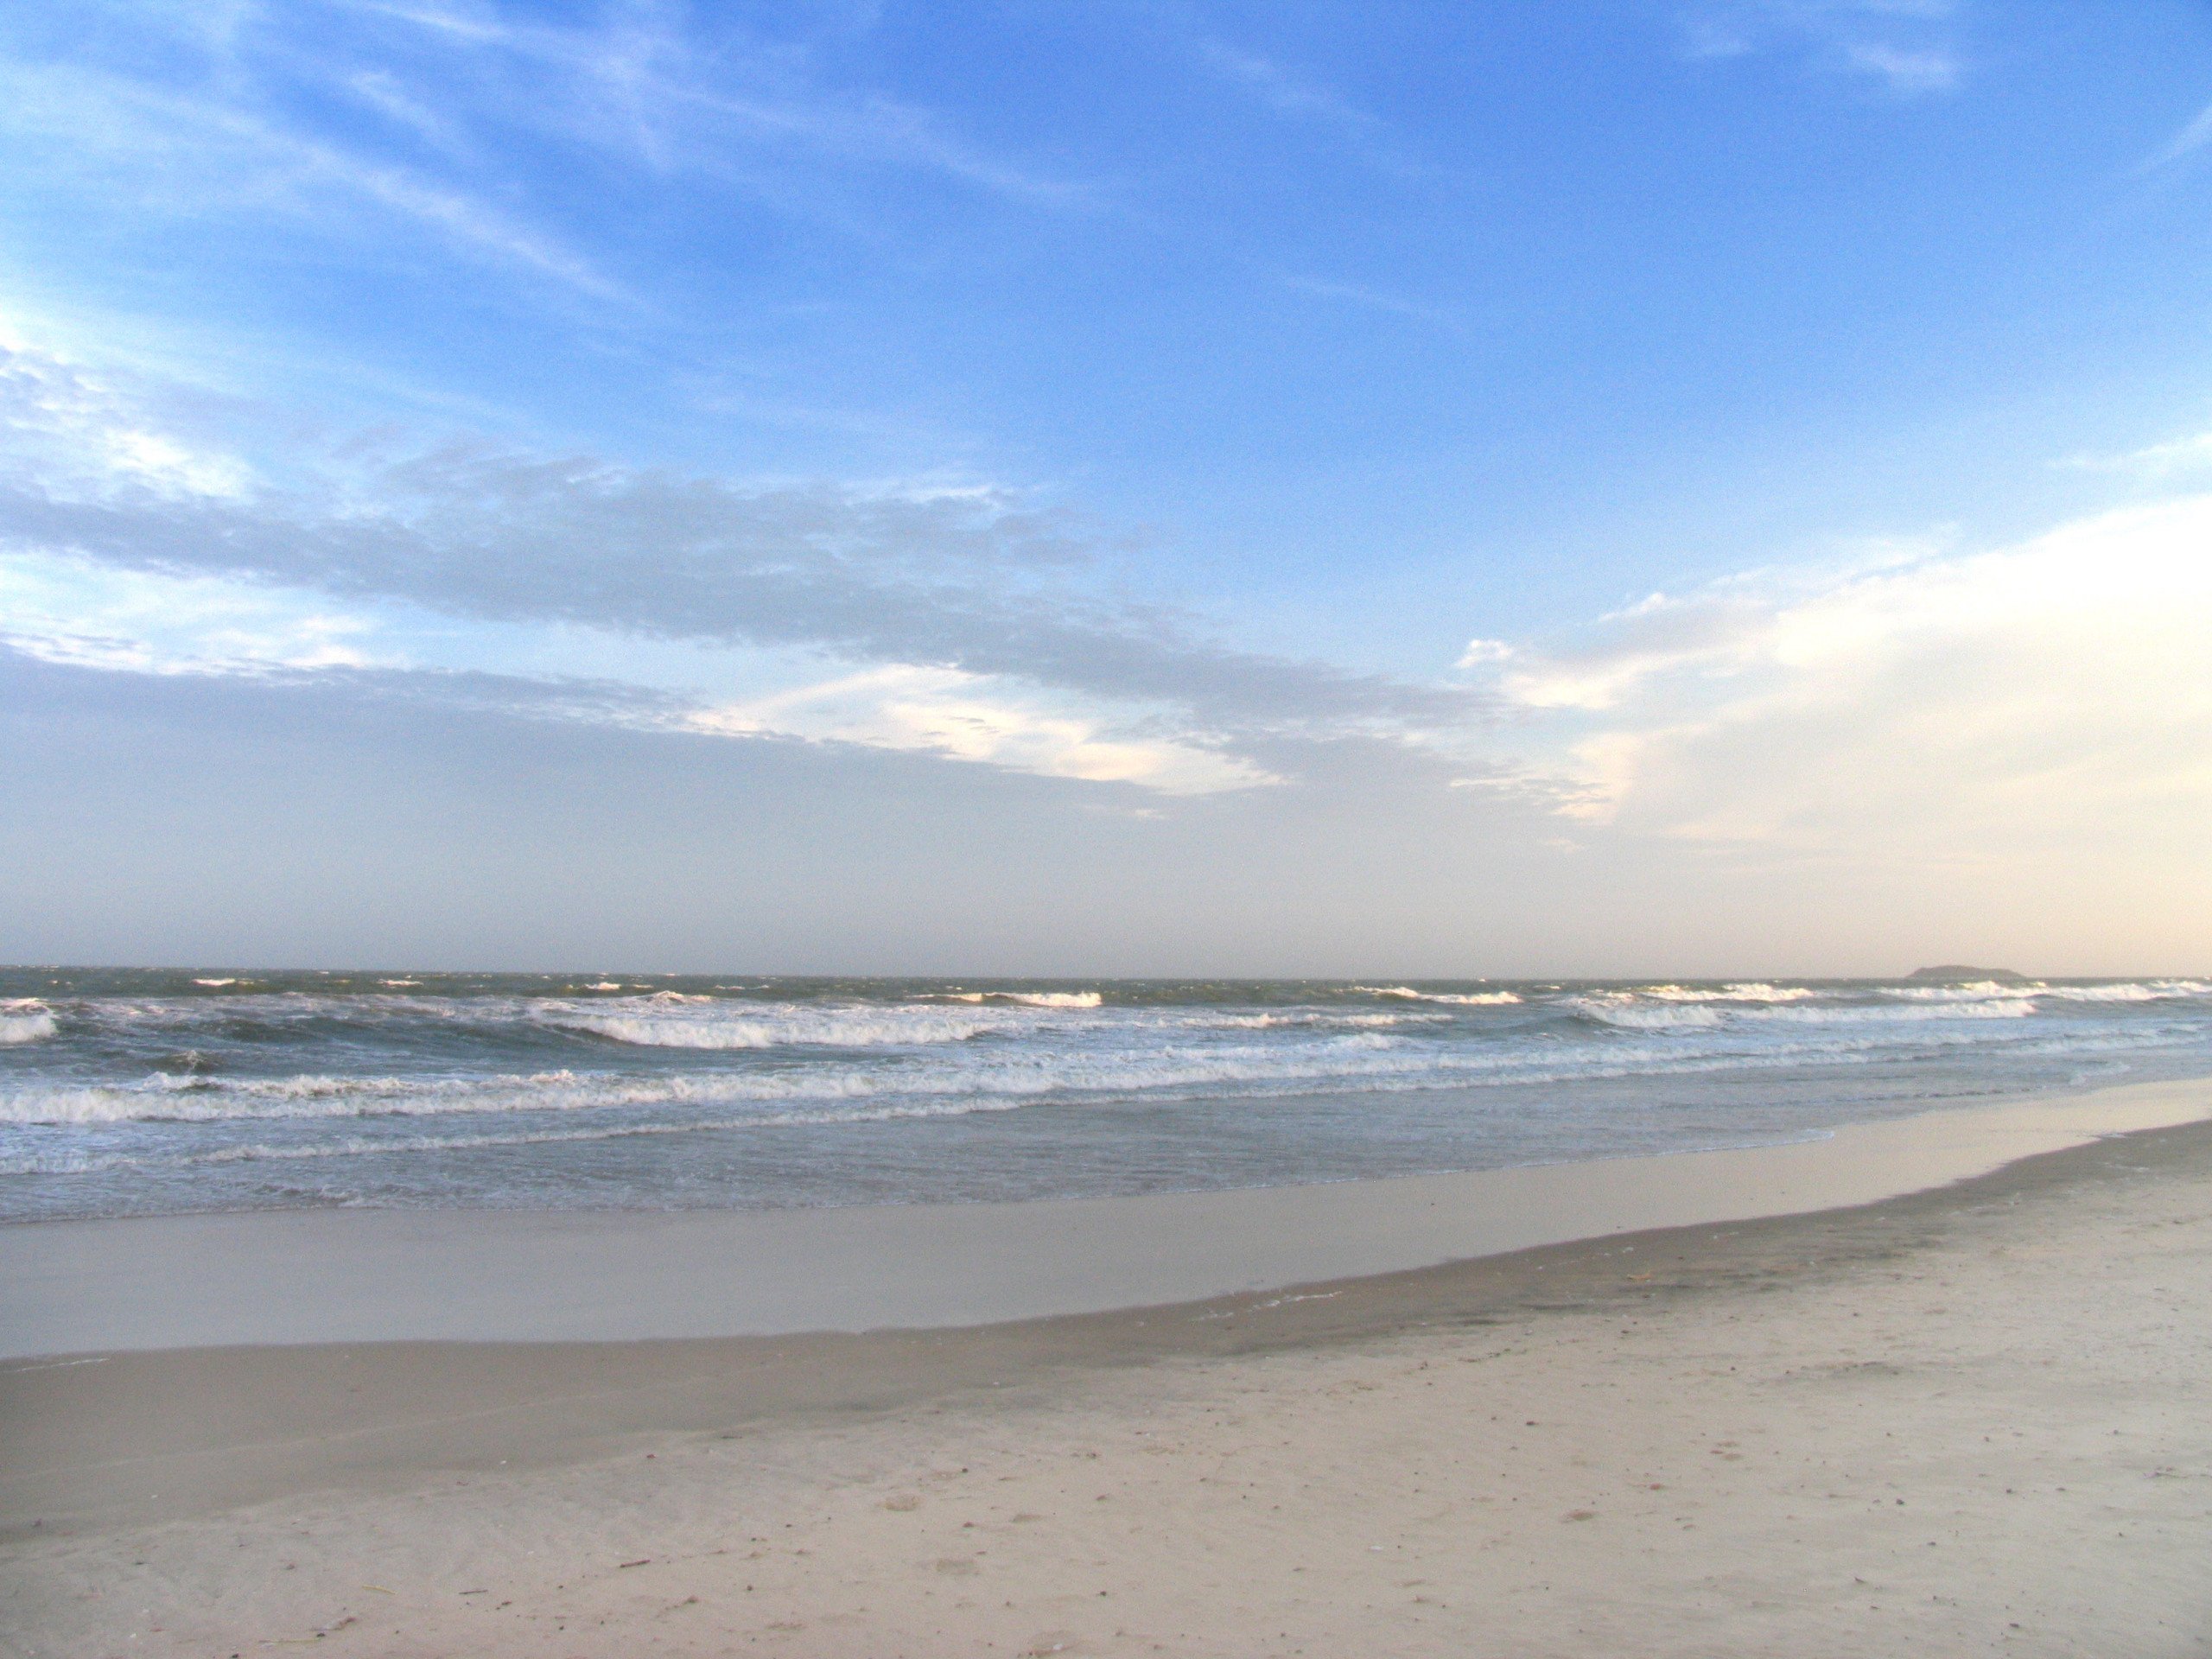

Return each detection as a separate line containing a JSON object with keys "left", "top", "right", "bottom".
{"left": 3, "top": 969, "right": 2209, "bottom": 1223}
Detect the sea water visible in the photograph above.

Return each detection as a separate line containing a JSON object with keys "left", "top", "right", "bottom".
{"left": 3, "top": 969, "right": 2209, "bottom": 1222}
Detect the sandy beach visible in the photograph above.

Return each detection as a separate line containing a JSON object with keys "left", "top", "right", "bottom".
{"left": 4, "top": 1084, "right": 2210, "bottom": 1656}
{"left": 10, "top": 7, "right": 2212, "bottom": 1650}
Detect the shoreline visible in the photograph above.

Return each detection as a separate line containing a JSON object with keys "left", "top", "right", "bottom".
{"left": 1, "top": 1077, "right": 2207, "bottom": 1542}
{"left": 6, "top": 1097, "right": 2210, "bottom": 1654}
{"left": 3, "top": 1075, "right": 2206, "bottom": 1360}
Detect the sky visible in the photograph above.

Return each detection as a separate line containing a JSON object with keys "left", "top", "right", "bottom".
{"left": 2, "top": 0, "right": 2209, "bottom": 976}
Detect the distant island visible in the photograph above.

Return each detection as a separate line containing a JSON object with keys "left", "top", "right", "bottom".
{"left": 1909, "top": 965, "right": 2031, "bottom": 982}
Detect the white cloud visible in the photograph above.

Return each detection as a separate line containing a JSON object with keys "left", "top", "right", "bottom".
{"left": 1475, "top": 500, "right": 2212, "bottom": 862}
{"left": 0, "top": 550, "right": 382, "bottom": 676}
{"left": 2063, "top": 429, "right": 2212, "bottom": 480}
{"left": 1843, "top": 42, "right": 1957, "bottom": 94}
{"left": 0, "top": 323, "right": 1467, "bottom": 794}
{"left": 0, "top": 57, "right": 620, "bottom": 298}
{"left": 341, "top": 67, "right": 472, "bottom": 156}
{"left": 1179, "top": 25, "right": 1433, "bottom": 182}
{"left": 2145, "top": 99, "right": 2212, "bottom": 171}
{"left": 1, "top": 334, "right": 256, "bottom": 498}
{"left": 1280, "top": 274, "right": 1470, "bottom": 339}
{"left": 686, "top": 664, "right": 1270, "bottom": 795}
{"left": 0, "top": 540, "right": 1274, "bottom": 794}
{"left": 1196, "top": 40, "right": 1363, "bottom": 125}
{"left": 0, "top": 0, "right": 1078, "bottom": 329}
{"left": 333, "top": 0, "right": 1080, "bottom": 206}
{"left": 1682, "top": 2, "right": 1963, "bottom": 96}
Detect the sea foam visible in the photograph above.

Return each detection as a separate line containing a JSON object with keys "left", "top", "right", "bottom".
{"left": 0, "top": 1003, "right": 56, "bottom": 1045}
{"left": 8, "top": 970, "right": 2211, "bottom": 1221}
{"left": 544, "top": 1001, "right": 1007, "bottom": 1049}
{"left": 1359, "top": 987, "right": 1523, "bottom": 1005}
{"left": 940, "top": 990, "right": 1104, "bottom": 1007}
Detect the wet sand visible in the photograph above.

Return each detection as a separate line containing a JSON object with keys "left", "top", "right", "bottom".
{"left": 3, "top": 1082, "right": 2209, "bottom": 1655}
{"left": 3, "top": 1080, "right": 2204, "bottom": 1358}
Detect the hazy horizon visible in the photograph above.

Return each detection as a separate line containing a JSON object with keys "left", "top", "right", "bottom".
{"left": 3, "top": 962, "right": 2200, "bottom": 984}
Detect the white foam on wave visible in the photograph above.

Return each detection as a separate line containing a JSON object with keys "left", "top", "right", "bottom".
{"left": 1883, "top": 979, "right": 2212, "bottom": 1008}
{"left": 18, "top": 1015, "right": 2171, "bottom": 1178}
{"left": 5, "top": 995, "right": 2196, "bottom": 1141}
{"left": 549, "top": 991, "right": 1109, "bottom": 1050}
{"left": 0, "top": 1069, "right": 706, "bottom": 1126}
{"left": 10, "top": 965, "right": 2209, "bottom": 1165}
{"left": 1747, "top": 999, "right": 2037, "bottom": 1025}
{"left": 193, "top": 977, "right": 237, "bottom": 988}
{"left": 0, "top": 1001, "right": 57, "bottom": 1045}
{"left": 1358, "top": 987, "right": 1523, "bottom": 1006}
{"left": 0, "top": 1093, "right": 1065, "bottom": 1177}
{"left": 0, "top": 1025, "right": 1488, "bottom": 1128}
{"left": 545, "top": 999, "right": 1007, "bottom": 1050}
{"left": 1575, "top": 990, "right": 2039, "bottom": 1031}
{"left": 2031, "top": 980, "right": 2212, "bottom": 1003}
{"left": 939, "top": 990, "right": 1103, "bottom": 1008}
{"left": 1882, "top": 981, "right": 2024, "bottom": 1003}
{"left": 1208, "top": 1010, "right": 1433, "bottom": 1029}
{"left": 76, "top": 990, "right": 499, "bottom": 1033}
{"left": 1637, "top": 983, "right": 1818, "bottom": 1004}
{"left": 0, "top": 1033, "right": 1587, "bottom": 1144}
{"left": 1575, "top": 1000, "right": 1726, "bottom": 1030}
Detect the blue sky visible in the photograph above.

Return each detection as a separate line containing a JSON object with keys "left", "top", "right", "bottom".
{"left": 3, "top": 2, "right": 2210, "bottom": 972}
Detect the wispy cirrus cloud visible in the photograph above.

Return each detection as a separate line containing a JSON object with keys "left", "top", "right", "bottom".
{"left": 2143, "top": 98, "right": 2212, "bottom": 172}
{"left": 0, "top": 0, "right": 1084, "bottom": 317}
{"left": 1276, "top": 273, "right": 1471, "bottom": 340}
{"left": 0, "top": 54, "right": 623, "bottom": 299}
{"left": 0, "top": 327, "right": 258, "bottom": 498}
{"left": 1173, "top": 20, "right": 1433, "bottom": 182}
{"left": 1192, "top": 35, "right": 1374, "bottom": 130}
{"left": 0, "top": 549, "right": 381, "bottom": 678}
{"left": 1681, "top": 1, "right": 1963, "bottom": 96}
{"left": 0, "top": 463, "right": 1478, "bottom": 747}
{"left": 1840, "top": 41, "right": 1957, "bottom": 94}
{"left": 334, "top": 0, "right": 1084, "bottom": 204}
{"left": 0, "top": 330, "right": 1486, "bottom": 795}
{"left": 2059, "top": 427, "right": 2212, "bottom": 480}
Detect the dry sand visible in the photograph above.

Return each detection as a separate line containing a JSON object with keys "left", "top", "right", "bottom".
{"left": 3, "top": 1094, "right": 2210, "bottom": 1656}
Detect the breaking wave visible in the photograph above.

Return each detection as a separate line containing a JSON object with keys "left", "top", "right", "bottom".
{"left": 543, "top": 1000, "right": 1007, "bottom": 1049}
{"left": 6, "top": 969, "right": 2210, "bottom": 1218}
{"left": 0, "top": 1002, "right": 56, "bottom": 1045}
{"left": 1359, "top": 987, "right": 1523, "bottom": 1006}
{"left": 1636, "top": 982, "right": 1818, "bottom": 1003}
{"left": 1573, "top": 998, "right": 1726, "bottom": 1030}
{"left": 2031, "top": 980, "right": 2212, "bottom": 1003}
{"left": 1573, "top": 992, "right": 2039, "bottom": 1031}
{"left": 939, "top": 990, "right": 1103, "bottom": 1007}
